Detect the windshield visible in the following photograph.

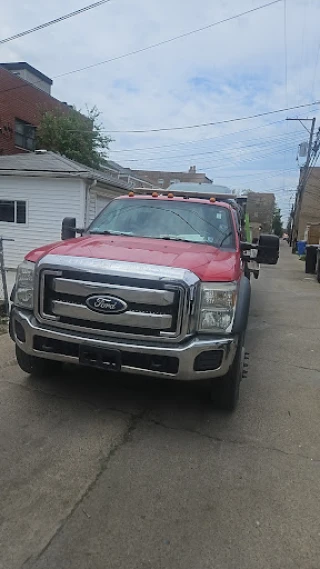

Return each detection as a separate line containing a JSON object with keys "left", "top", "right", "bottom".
{"left": 88, "top": 198, "right": 235, "bottom": 248}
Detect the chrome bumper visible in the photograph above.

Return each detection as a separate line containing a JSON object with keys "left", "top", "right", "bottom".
{"left": 11, "top": 308, "right": 239, "bottom": 381}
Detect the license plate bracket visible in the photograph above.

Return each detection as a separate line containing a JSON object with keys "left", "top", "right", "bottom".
{"left": 79, "top": 345, "right": 121, "bottom": 372}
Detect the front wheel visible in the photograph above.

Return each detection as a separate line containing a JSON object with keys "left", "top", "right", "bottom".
{"left": 15, "top": 345, "right": 62, "bottom": 377}
{"left": 210, "top": 335, "right": 245, "bottom": 412}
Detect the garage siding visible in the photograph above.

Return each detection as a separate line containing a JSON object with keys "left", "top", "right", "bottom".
{"left": 0, "top": 177, "right": 83, "bottom": 268}
{"left": 87, "top": 188, "right": 125, "bottom": 224}
{"left": 96, "top": 195, "right": 112, "bottom": 215}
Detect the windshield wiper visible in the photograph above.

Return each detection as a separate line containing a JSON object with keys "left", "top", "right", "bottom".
{"left": 89, "top": 230, "right": 113, "bottom": 235}
{"left": 89, "top": 230, "right": 133, "bottom": 236}
{"left": 159, "top": 236, "right": 197, "bottom": 243}
{"left": 219, "top": 231, "right": 233, "bottom": 247}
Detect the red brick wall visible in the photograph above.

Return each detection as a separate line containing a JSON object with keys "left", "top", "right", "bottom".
{"left": 0, "top": 67, "right": 68, "bottom": 155}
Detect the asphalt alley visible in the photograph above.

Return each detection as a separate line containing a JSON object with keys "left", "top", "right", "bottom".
{"left": 0, "top": 242, "right": 319, "bottom": 569}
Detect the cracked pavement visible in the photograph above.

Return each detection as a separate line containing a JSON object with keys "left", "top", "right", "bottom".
{"left": 0, "top": 243, "right": 320, "bottom": 569}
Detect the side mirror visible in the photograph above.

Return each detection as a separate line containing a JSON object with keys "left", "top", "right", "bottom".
{"left": 240, "top": 241, "right": 253, "bottom": 252}
{"left": 240, "top": 241, "right": 252, "bottom": 261}
{"left": 61, "top": 217, "right": 77, "bottom": 241}
{"left": 256, "top": 234, "right": 280, "bottom": 265}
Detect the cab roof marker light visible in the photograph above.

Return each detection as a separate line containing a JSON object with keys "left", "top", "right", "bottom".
{"left": 152, "top": 192, "right": 158, "bottom": 198}
{"left": 210, "top": 197, "right": 216, "bottom": 203}
{"left": 128, "top": 191, "right": 135, "bottom": 197}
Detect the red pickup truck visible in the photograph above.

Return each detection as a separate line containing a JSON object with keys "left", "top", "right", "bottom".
{"left": 10, "top": 189, "right": 279, "bottom": 411}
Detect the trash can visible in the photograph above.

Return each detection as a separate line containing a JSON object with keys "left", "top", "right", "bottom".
{"left": 297, "top": 240, "right": 307, "bottom": 256}
{"left": 305, "top": 245, "right": 318, "bottom": 274}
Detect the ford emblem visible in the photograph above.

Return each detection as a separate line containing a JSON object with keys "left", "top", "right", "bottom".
{"left": 86, "top": 295, "right": 128, "bottom": 314}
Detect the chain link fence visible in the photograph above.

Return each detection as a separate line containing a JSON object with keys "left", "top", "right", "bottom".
{"left": 0, "top": 237, "right": 14, "bottom": 318}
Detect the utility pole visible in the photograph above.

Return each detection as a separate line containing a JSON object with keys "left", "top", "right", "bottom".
{"left": 287, "top": 117, "right": 316, "bottom": 251}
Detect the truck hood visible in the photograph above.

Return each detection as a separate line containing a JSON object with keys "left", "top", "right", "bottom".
{"left": 26, "top": 235, "right": 240, "bottom": 282}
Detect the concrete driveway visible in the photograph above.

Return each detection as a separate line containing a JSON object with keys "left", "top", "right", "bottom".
{"left": 0, "top": 243, "right": 319, "bottom": 569}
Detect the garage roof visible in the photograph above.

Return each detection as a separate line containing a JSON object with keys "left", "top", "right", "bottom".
{"left": 0, "top": 151, "right": 130, "bottom": 190}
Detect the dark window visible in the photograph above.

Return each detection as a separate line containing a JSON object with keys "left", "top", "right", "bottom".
{"left": 17, "top": 201, "right": 26, "bottom": 224}
{"left": 0, "top": 201, "right": 14, "bottom": 222}
{"left": 15, "top": 119, "right": 36, "bottom": 151}
{"left": 0, "top": 200, "right": 27, "bottom": 224}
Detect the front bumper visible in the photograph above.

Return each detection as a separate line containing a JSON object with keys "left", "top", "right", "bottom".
{"left": 10, "top": 308, "right": 239, "bottom": 381}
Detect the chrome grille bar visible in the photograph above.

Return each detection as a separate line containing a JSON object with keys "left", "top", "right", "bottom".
{"left": 52, "top": 278, "right": 175, "bottom": 306}
{"left": 51, "top": 300, "right": 173, "bottom": 330}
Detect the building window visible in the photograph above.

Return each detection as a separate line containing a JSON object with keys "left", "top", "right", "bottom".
{"left": 15, "top": 119, "right": 36, "bottom": 151}
{"left": 0, "top": 200, "right": 27, "bottom": 224}
{"left": 170, "top": 179, "right": 180, "bottom": 184}
{"left": 158, "top": 179, "right": 164, "bottom": 185}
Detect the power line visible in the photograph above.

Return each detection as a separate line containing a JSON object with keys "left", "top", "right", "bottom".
{"left": 115, "top": 135, "right": 303, "bottom": 171}
{"left": 0, "top": 0, "right": 282, "bottom": 97}
{"left": 284, "top": 0, "right": 288, "bottom": 107}
{"left": 124, "top": 147, "right": 299, "bottom": 177}
{"left": 97, "top": 101, "right": 320, "bottom": 134}
{"left": 122, "top": 144, "right": 301, "bottom": 171}
{"left": 55, "top": 0, "right": 283, "bottom": 79}
{"left": 204, "top": 167, "right": 298, "bottom": 180}
{"left": 176, "top": 146, "right": 300, "bottom": 173}
{"left": 109, "top": 120, "right": 286, "bottom": 153}
{"left": 121, "top": 134, "right": 302, "bottom": 162}
{"left": 111, "top": 128, "right": 302, "bottom": 157}
{"left": 297, "top": 0, "right": 308, "bottom": 100}
{"left": 282, "top": 0, "right": 289, "bottom": 212}
{"left": 157, "top": 145, "right": 301, "bottom": 172}
{"left": 0, "top": 0, "right": 112, "bottom": 46}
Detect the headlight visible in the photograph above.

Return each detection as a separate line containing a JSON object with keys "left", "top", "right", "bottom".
{"left": 14, "top": 260, "right": 35, "bottom": 310}
{"left": 198, "top": 282, "right": 237, "bottom": 333}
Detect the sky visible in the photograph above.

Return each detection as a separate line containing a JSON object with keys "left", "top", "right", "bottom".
{"left": 2, "top": 0, "right": 320, "bottom": 223}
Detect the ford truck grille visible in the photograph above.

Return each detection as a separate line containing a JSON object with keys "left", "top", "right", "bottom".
{"left": 38, "top": 269, "right": 184, "bottom": 339}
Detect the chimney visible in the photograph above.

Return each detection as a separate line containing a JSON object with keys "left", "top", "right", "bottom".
{"left": 189, "top": 166, "right": 196, "bottom": 173}
{"left": 0, "top": 62, "right": 53, "bottom": 95}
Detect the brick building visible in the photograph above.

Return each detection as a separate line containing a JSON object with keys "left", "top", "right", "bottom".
{"left": 0, "top": 62, "right": 70, "bottom": 156}
{"left": 246, "top": 192, "right": 275, "bottom": 239}
{"left": 129, "top": 166, "right": 212, "bottom": 189}
{"left": 292, "top": 167, "right": 320, "bottom": 240}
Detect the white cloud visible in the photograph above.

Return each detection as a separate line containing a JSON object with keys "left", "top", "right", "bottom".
{"left": 2, "top": 0, "right": 320, "bottom": 216}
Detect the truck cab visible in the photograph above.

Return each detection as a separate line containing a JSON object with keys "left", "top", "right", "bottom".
{"left": 10, "top": 189, "right": 279, "bottom": 411}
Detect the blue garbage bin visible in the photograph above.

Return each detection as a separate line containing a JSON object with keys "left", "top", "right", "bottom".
{"left": 297, "top": 240, "right": 307, "bottom": 256}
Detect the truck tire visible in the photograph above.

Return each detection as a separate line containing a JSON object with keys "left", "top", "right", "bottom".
{"left": 15, "top": 345, "right": 61, "bottom": 377}
{"left": 244, "top": 262, "right": 251, "bottom": 280}
{"left": 210, "top": 334, "right": 244, "bottom": 412}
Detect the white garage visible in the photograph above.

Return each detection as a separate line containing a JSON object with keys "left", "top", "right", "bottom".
{"left": 0, "top": 151, "right": 130, "bottom": 270}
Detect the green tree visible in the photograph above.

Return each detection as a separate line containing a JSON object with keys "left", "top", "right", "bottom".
{"left": 272, "top": 206, "right": 283, "bottom": 237}
{"left": 36, "top": 105, "right": 112, "bottom": 169}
